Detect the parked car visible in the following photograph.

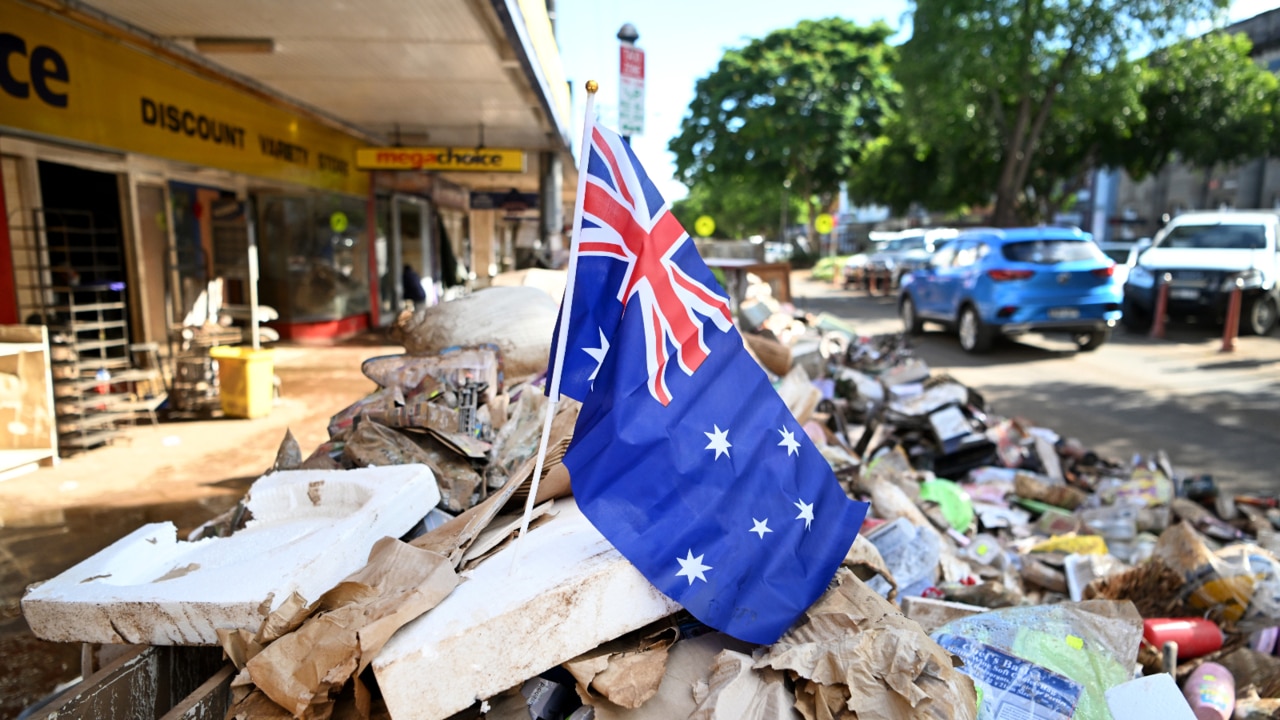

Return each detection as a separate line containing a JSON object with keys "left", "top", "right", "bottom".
{"left": 1096, "top": 240, "right": 1147, "bottom": 287}
{"left": 865, "top": 228, "right": 960, "bottom": 288}
{"left": 1122, "top": 212, "right": 1279, "bottom": 336}
{"left": 898, "top": 227, "right": 1122, "bottom": 353}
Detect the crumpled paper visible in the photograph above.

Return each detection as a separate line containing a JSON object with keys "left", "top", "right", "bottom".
{"left": 584, "top": 632, "right": 755, "bottom": 720}
{"left": 755, "top": 569, "right": 977, "bottom": 720}
{"left": 230, "top": 537, "right": 458, "bottom": 719}
{"left": 690, "top": 650, "right": 799, "bottom": 720}
{"left": 564, "top": 623, "right": 680, "bottom": 709}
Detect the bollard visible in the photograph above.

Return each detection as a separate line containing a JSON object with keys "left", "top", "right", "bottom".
{"left": 1221, "top": 278, "right": 1243, "bottom": 353}
{"left": 1162, "top": 641, "right": 1178, "bottom": 674}
{"left": 1149, "top": 273, "right": 1172, "bottom": 340}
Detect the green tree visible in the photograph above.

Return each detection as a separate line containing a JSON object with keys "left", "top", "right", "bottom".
{"left": 669, "top": 18, "right": 898, "bottom": 246}
{"left": 1124, "top": 31, "right": 1279, "bottom": 195}
{"left": 900, "top": 0, "right": 1227, "bottom": 226}
{"left": 670, "top": 177, "right": 804, "bottom": 241}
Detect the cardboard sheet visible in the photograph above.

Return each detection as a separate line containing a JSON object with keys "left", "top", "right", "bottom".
{"left": 244, "top": 537, "right": 457, "bottom": 718}
{"left": 755, "top": 569, "right": 977, "bottom": 720}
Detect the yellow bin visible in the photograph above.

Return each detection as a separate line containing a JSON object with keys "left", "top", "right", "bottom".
{"left": 209, "top": 346, "right": 275, "bottom": 419}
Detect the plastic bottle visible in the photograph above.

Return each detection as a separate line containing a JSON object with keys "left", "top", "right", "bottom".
{"left": 1181, "top": 662, "right": 1234, "bottom": 720}
{"left": 1143, "top": 618, "right": 1223, "bottom": 660}
{"left": 94, "top": 367, "right": 111, "bottom": 395}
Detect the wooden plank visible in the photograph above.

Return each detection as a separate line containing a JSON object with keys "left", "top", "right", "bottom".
{"left": 0, "top": 325, "right": 43, "bottom": 344}
{"left": 25, "top": 645, "right": 225, "bottom": 720}
{"left": 158, "top": 665, "right": 234, "bottom": 720}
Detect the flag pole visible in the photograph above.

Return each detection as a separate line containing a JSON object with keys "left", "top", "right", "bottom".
{"left": 511, "top": 80, "right": 599, "bottom": 567}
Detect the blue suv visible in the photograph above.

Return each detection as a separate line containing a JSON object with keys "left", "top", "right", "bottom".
{"left": 898, "top": 227, "right": 1123, "bottom": 353}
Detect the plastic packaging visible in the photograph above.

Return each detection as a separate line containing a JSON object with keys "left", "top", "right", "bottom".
{"left": 919, "top": 479, "right": 974, "bottom": 532}
{"left": 1142, "top": 618, "right": 1223, "bottom": 660}
{"left": 1082, "top": 504, "right": 1140, "bottom": 563}
{"left": 931, "top": 600, "right": 1144, "bottom": 720}
{"left": 1181, "top": 662, "right": 1234, "bottom": 720}
{"left": 863, "top": 517, "right": 940, "bottom": 598}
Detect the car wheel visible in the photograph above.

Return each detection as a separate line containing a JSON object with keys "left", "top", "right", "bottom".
{"left": 1073, "top": 329, "right": 1111, "bottom": 352}
{"left": 1241, "top": 295, "right": 1278, "bottom": 336}
{"left": 1120, "top": 296, "right": 1150, "bottom": 333}
{"left": 957, "top": 305, "right": 993, "bottom": 353}
{"left": 900, "top": 295, "right": 924, "bottom": 335}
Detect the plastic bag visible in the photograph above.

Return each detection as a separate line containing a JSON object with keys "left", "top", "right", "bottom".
{"left": 931, "top": 600, "right": 1143, "bottom": 720}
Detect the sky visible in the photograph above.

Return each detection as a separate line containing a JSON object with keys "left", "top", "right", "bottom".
{"left": 556, "top": 0, "right": 1280, "bottom": 204}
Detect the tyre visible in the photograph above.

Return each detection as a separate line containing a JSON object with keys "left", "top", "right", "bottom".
{"left": 1120, "top": 296, "right": 1150, "bottom": 333}
{"left": 957, "top": 305, "right": 993, "bottom": 353}
{"left": 900, "top": 295, "right": 924, "bottom": 335}
{"left": 1241, "top": 295, "right": 1278, "bottom": 336}
{"left": 1073, "top": 328, "right": 1111, "bottom": 352}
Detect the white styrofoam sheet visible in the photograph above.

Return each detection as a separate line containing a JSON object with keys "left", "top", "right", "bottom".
{"left": 22, "top": 465, "right": 439, "bottom": 645}
{"left": 373, "top": 499, "right": 681, "bottom": 720}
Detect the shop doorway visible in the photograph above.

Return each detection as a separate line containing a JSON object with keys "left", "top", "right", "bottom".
{"left": 391, "top": 195, "right": 434, "bottom": 311}
{"left": 29, "top": 162, "right": 130, "bottom": 365}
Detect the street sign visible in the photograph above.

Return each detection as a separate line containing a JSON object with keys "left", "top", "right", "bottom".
{"left": 815, "top": 213, "right": 835, "bottom": 235}
{"left": 619, "top": 44, "right": 645, "bottom": 136}
{"left": 694, "top": 215, "right": 716, "bottom": 237}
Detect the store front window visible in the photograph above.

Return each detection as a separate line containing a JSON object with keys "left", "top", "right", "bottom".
{"left": 256, "top": 193, "right": 370, "bottom": 323}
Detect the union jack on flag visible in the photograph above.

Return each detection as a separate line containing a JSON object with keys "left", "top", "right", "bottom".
{"left": 550, "top": 123, "right": 733, "bottom": 405}
{"left": 547, "top": 115, "right": 868, "bottom": 645}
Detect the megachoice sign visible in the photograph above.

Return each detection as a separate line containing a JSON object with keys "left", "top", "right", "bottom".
{"left": 356, "top": 147, "right": 526, "bottom": 173}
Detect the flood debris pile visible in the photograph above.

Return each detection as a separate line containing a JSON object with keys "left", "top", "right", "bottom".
{"left": 20, "top": 281, "right": 1280, "bottom": 720}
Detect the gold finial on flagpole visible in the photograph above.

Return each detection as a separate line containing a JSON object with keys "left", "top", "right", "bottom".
{"left": 586, "top": 80, "right": 599, "bottom": 94}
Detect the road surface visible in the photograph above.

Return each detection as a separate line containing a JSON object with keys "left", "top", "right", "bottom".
{"left": 791, "top": 273, "right": 1280, "bottom": 495}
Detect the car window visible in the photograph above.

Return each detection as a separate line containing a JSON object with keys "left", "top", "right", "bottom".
{"left": 1000, "top": 239, "right": 1106, "bottom": 264}
{"left": 1158, "top": 224, "right": 1267, "bottom": 250}
{"left": 953, "top": 243, "right": 981, "bottom": 268}
{"left": 931, "top": 245, "right": 957, "bottom": 268}
{"left": 1102, "top": 249, "right": 1130, "bottom": 263}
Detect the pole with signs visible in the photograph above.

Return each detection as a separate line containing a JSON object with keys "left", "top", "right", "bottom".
{"left": 617, "top": 23, "right": 644, "bottom": 143}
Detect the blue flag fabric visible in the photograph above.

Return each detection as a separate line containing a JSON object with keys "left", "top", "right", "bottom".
{"left": 548, "top": 118, "right": 869, "bottom": 645}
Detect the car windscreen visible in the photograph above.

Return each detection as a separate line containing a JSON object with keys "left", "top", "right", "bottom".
{"left": 1102, "top": 249, "right": 1130, "bottom": 263}
{"left": 883, "top": 237, "right": 927, "bottom": 251}
{"left": 1000, "top": 239, "right": 1106, "bottom": 264}
{"left": 1157, "top": 224, "right": 1267, "bottom": 250}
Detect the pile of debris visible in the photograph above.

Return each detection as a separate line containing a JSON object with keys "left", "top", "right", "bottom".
{"left": 21, "top": 278, "right": 1280, "bottom": 720}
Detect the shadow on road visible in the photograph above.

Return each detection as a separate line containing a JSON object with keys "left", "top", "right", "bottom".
{"left": 974, "top": 379, "right": 1280, "bottom": 494}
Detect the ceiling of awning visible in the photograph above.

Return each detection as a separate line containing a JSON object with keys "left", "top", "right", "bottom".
{"left": 81, "top": 0, "right": 569, "bottom": 157}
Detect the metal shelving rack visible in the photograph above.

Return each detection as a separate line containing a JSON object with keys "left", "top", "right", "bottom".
{"left": 10, "top": 208, "right": 165, "bottom": 453}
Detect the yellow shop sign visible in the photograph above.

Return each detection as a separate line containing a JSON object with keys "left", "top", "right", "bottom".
{"left": 356, "top": 147, "right": 526, "bottom": 173}
{"left": 0, "top": 0, "right": 367, "bottom": 195}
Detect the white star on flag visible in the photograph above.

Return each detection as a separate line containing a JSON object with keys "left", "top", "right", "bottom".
{"left": 750, "top": 518, "right": 772, "bottom": 539}
{"left": 794, "top": 499, "right": 815, "bottom": 530}
{"left": 704, "top": 425, "right": 731, "bottom": 460}
{"left": 778, "top": 427, "right": 801, "bottom": 456}
{"left": 675, "top": 549, "right": 712, "bottom": 585}
{"left": 583, "top": 327, "right": 610, "bottom": 382}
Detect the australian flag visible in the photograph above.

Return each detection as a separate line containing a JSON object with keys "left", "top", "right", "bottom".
{"left": 548, "top": 117, "right": 869, "bottom": 645}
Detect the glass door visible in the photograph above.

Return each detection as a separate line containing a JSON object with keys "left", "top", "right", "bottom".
{"left": 391, "top": 195, "right": 433, "bottom": 310}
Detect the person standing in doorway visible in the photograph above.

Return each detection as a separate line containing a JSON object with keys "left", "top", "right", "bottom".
{"left": 402, "top": 263, "right": 427, "bottom": 308}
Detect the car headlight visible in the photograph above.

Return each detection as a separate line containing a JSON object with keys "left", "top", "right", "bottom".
{"left": 1221, "top": 269, "right": 1265, "bottom": 292}
{"left": 1127, "top": 265, "right": 1154, "bottom": 288}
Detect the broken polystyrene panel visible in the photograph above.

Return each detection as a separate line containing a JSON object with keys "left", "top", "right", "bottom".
{"left": 373, "top": 499, "right": 681, "bottom": 720}
{"left": 22, "top": 465, "right": 441, "bottom": 645}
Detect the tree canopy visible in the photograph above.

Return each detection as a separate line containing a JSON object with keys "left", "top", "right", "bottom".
{"left": 668, "top": 18, "right": 898, "bottom": 242}
{"left": 1124, "top": 31, "right": 1280, "bottom": 180}
{"left": 897, "top": 0, "right": 1228, "bottom": 225}
{"left": 670, "top": 177, "right": 804, "bottom": 241}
